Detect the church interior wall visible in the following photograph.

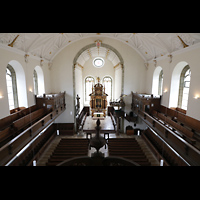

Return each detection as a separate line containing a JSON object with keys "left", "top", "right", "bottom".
{"left": 146, "top": 47, "right": 200, "bottom": 120}
{"left": 82, "top": 57, "right": 115, "bottom": 104}
{"left": 50, "top": 37, "right": 147, "bottom": 123}
{"left": 1, "top": 35, "right": 200, "bottom": 123}
{"left": 75, "top": 64, "right": 83, "bottom": 110}
{"left": 0, "top": 48, "right": 51, "bottom": 119}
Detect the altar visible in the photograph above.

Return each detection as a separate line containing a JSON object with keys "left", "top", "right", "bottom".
{"left": 89, "top": 77, "right": 108, "bottom": 118}
{"left": 93, "top": 112, "right": 104, "bottom": 120}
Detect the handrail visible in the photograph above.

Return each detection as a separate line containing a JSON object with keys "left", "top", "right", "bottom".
{"left": 0, "top": 106, "right": 65, "bottom": 166}
{"left": 5, "top": 121, "right": 54, "bottom": 166}
{"left": 147, "top": 127, "right": 190, "bottom": 166}
{"left": 0, "top": 111, "right": 53, "bottom": 152}
{"left": 139, "top": 110, "right": 200, "bottom": 155}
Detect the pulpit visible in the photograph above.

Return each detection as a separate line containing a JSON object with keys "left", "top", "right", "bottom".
{"left": 89, "top": 80, "right": 108, "bottom": 117}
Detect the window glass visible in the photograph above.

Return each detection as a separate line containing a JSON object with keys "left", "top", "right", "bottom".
{"left": 85, "top": 76, "right": 95, "bottom": 102}
{"left": 93, "top": 57, "right": 105, "bottom": 68}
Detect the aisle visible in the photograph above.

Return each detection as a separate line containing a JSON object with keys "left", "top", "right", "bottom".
{"left": 83, "top": 116, "right": 115, "bottom": 133}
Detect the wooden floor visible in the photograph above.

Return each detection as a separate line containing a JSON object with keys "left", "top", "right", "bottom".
{"left": 83, "top": 116, "right": 115, "bottom": 133}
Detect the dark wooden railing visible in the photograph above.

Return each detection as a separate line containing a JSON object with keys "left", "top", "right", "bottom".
{"left": 139, "top": 110, "right": 200, "bottom": 166}
{"left": 0, "top": 92, "right": 66, "bottom": 166}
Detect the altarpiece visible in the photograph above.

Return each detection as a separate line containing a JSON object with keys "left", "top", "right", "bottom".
{"left": 89, "top": 77, "right": 108, "bottom": 117}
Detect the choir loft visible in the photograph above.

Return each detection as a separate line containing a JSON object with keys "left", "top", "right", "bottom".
{"left": 0, "top": 33, "right": 200, "bottom": 166}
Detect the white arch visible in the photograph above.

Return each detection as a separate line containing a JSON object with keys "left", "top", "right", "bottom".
{"left": 152, "top": 66, "right": 163, "bottom": 96}
{"left": 34, "top": 65, "right": 45, "bottom": 95}
{"left": 169, "top": 61, "right": 189, "bottom": 108}
{"left": 8, "top": 60, "right": 28, "bottom": 108}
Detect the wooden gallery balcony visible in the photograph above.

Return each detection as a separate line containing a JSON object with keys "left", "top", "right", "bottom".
{"left": 131, "top": 92, "right": 200, "bottom": 166}
{"left": 0, "top": 92, "right": 66, "bottom": 166}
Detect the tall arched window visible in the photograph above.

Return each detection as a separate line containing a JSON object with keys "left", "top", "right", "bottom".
{"left": 178, "top": 65, "right": 191, "bottom": 110}
{"left": 103, "top": 76, "right": 112, "bottom": 101}
{"left": 33, "top": 69, "right": 38, "bottom": 95}
{"left": 34, "top": 66, "right": 45, "bottom": 96}
{"left": 6, "top": 64, "right": 18, "bottom": 110}
{"left": 152, "top": 66, "right": 163, "bottom": 96}
{"left": 158, "top": 70, "right": 163, "bottom": 96}
{"left": 85, "top": 76, "right": 95, "bottom": 102}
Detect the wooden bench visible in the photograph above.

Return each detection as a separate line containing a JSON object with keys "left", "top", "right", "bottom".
{"left": 156, "top": 111, "right": 196, "bottom": 144}
{"left": 0, "top": 105, "right": 38, "bottom": 131}
{"left": 157, "top": 105, "right": 200, "bottom": 134}
{"left": 143, "top": 128, "right": 188, "bottom": 166}
{"left": 0, "top": 108, "right": 46, "bottom": 147}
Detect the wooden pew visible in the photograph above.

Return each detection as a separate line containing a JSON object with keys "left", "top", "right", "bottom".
{"left": 76, "top": 107, "right": 89, "bottom": 131}
{"left": 158, "top": 105, "right": 200, "bottom": 134}
{"left": 13, "top": 108, "right": 46, "bottom": 133}
{"left": 0, "top": 108, "right": 46, "bottom": 147}
{"left": 156, "top": 111, "right": 196, "bottom": 144}
{"left": 143, "top": 128, "right": 188, "bottom": 166}
{"left": 0, "top": 105, "right": 38, "bottom": 131}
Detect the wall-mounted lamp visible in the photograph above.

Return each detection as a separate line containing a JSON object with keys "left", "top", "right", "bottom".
{"left": 194, "top": 95, "right": 200, "bottom": 100}
{"left": 29, "top": 88, "right": 33, "bottom": 93}
{"left": 163, "top": 89, "right": 168, "bottom": 93}
{"left": 0, "top": 94, "right": 4, "bottom": 99}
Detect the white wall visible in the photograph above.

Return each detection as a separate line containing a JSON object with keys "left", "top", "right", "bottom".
{"left": 75, "top": 64, "right": 83, "bottom": 110}
{"left": 0, "top": 47, "right": 51, "bottom": 119}
{"left": 145, "top": 46, "right": 200, "bottom": 120}
{"left": 114, "top": 65, "right": 122, "bottom": 100}
{"left": 50, "top": 37, "right": 147, "bottom": 123}
{"left": 82, "top": 57, "right": 115, "bottom": 105}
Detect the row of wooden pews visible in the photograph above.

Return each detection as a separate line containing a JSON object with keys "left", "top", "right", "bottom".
{"left": 0, "top": 106, "right": 49, "bottom": 147}
{"left": 76, "top": 106, "right": 89, "bottom": 131}
{"left": 0, "top": 92, "right": 66, "bottom": 166}
{"left": 142, "top": 128, "right": 188, "bottom": 166}
{"left": 108, "top": 138, "right": 151, "bottom": 166}
{"left": 46, "top": 139, "right": 89, "bottom": 166}
{"left": 0, "top": 105, "right": 38, "bottom": 131}
{"left": 150, "top": 105, "right": 200, "bottom": 146}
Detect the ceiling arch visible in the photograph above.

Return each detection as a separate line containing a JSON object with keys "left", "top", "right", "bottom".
{"left": 73, "top": 42, "right": 124, "bottom": 67}
{"left": 0, "top": 33, "right": 200, "bottom": 63}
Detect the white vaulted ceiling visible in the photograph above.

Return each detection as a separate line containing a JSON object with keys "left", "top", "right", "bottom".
{"left": 76, "top": 46, "right": 120, "bottom": 67}
{"left": 0, "top": 33, "right": 200, "bottom": 63}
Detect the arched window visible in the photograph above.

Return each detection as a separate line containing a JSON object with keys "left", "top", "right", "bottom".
{"left": 103, "top": 76, "right": 112, "bottom": 101}
{"left": 6, "top": 64, "right": 18, "bottom": 110}
{"left": 34, "top": 66, "right": 45, "bottom": 96}
{"left": 152, "top": 66, "right": 163, "bottom": 96}
{"left": 33, "top": 69, "right": 38, "bottom": 95}
{"left": 85, "top": 76, "right": 95, "bottom": 102}
{"left": 158, "top": 70, "right": 163, "bottom": 96}
{"left": 178, "top": 65, "right": 191, "bottom": 110}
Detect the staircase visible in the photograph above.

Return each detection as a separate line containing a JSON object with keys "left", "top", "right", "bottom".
{"left": 38, "top": 135, "right": 159, "bottom": 166}
{"left": 135, "top": 136, "right": 159, "bottom": 166}
{"left": 107, "top": 138, "right": 151, "bottom": 166}
{"left": 46, "top": 138, "right": 89, "bottom": 166}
